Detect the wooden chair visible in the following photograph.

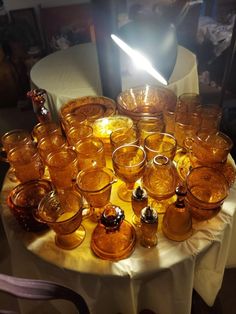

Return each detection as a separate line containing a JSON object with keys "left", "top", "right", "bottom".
{"left": 0, "top": 273, "right": 90, "bottom": 314}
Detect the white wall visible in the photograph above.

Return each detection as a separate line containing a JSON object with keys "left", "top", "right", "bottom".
{"left": 3, "top": 0, "right": 89, "bottom": 11}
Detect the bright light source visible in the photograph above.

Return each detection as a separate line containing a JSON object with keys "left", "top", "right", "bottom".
{"left": 111, "top": 34, "right": 167, "bottom": 86}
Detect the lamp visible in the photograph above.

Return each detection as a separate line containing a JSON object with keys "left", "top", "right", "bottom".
{"left": 111, "top": 1, "right": 204, "bottom": 86}
{"left": 111, "top": 15, "right": 178, "bottom": 85}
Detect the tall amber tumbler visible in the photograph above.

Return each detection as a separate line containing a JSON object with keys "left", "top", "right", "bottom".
{"left": 75, "top": 137, "right": 106, "bottom": 170}
{"left": 174, "top": 93, "right": 202, "bottom": 148}
{"left": 144, "top": 132, "right": 177, "bottom": 161}
{"left": 46, "top": 148, "right": 78, "bottom": 190}
{"left": 7, "top": 144, "right": 44, "bottom": 182}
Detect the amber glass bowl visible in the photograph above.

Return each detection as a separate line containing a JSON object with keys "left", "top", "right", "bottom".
{"left": 185, "top": 166, "right": 229, "bottom": 221}
{"left": 59, "top": 96, "right": 116, "bottom": 121}
{"left": 117, "top": 85, "right": 177, "bottom": 121}
{"left": 7, "top": 179, "right": 53, "bottom": 232}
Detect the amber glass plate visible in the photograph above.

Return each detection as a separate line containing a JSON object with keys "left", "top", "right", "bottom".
{"left": 91, "top": 220, "right": 136, "bottom": 261}
{"left": 59, "top": 96, "right": 116, "bottom": 120}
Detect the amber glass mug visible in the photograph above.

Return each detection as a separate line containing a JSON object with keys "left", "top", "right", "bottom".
{"left": 184, "top": 131, "right": 233, "bottom": 166}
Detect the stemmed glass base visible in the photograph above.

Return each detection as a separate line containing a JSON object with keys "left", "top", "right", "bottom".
{"left": 55, "top": 225, "right": 86, "bottom": 250}
{"left": 117, "top": 182, "right": 135, "bottom": 202}
{"left": 150, "top": 195, "right": 177, "bottom": 215}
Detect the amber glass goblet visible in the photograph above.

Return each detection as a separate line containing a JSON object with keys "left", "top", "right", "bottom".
{"left": 76, "top": 167, "right": 117, "bottom": 222}
{"left": 112, "top": 144, "right": 146, "bottom": 202}
{"left": 185, "top": 166, "right": 229, "bottom": 221}
{"left": 36, "top": 190, "right": 85, "bottom": 249}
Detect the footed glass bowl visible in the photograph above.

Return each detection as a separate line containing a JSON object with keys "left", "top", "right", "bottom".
{"left": 117, "top": 85, "right": 176, "bottom": 121}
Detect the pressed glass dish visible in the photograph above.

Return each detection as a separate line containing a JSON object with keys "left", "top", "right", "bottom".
{"left": 117, "top": 85, "right": 176, "bottom": 121}
{"left": 7, "top": 179, "right": 53, "bottom": 232}
{"left": 91, "top": 204, "right": 136, "bottom": 261}
{"left": 59, "top": 96, "right": 116, "bottom": 121}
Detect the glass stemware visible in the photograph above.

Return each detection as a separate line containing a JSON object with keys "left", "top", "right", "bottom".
{"left": 142, "top": 155, "right": 178, "bottom": 214}
{"left": 76, "top": 167, "right": 117, "bottom": 222}
{"left": 112, "top": 144, "right": 146, "bottom": 202}
{"left": 36, "top": 189, "right": 85, "bottom": 249}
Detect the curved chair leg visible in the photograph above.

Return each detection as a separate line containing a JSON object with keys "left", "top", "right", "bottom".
{"left": 0, "top": 273, "right": 89, "bottom": 314}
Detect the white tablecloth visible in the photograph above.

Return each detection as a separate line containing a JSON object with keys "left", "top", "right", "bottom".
{"left": 30, "top": 43, "right": 199, "bottom": 118}
{"left": 1, "top": 163, "right": 236, "bottom": 314}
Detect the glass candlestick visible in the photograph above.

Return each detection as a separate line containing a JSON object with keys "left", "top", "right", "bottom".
{"left": 140, "top": 206, "right": 158, "bottom": 248}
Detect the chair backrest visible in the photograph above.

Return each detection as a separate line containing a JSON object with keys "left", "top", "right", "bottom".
{"left": 0, "top": 273, "right": 90, "bottom": 314}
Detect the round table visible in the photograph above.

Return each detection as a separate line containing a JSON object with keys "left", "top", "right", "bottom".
{"left": 1, "top": 158, "right": 236, "bottom": 314}
{"left": 30, "top": 43, "right": 199, "bottom": 118}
